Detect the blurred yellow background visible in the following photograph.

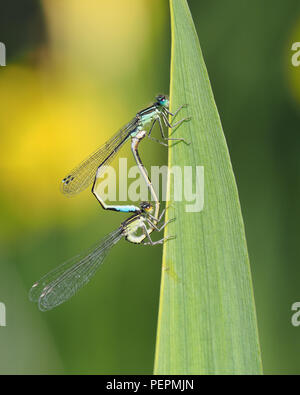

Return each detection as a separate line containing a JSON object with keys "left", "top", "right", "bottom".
{"left": 0, "top": 0, "right": 299, "bottom": 374}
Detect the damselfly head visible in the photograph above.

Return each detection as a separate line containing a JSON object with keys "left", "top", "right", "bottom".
{"left": 156, "top": 94, "right": 169, "bottom": 108}
{"left": 139, "top": 201, "right": 153, "bottom": 213}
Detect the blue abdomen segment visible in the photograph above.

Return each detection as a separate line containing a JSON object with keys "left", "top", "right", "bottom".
{"left": 113, "top": 205, "right": 139, "bottom": 213}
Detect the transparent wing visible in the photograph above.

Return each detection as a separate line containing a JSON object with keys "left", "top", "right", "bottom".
{"left": 61, "top": 118, "right": 138, "bottom": 195}
{"left": 29, "top": 227, "right": 123, "bottom": 311}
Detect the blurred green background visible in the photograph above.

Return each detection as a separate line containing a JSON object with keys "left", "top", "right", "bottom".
{"left": 0, "top": 0, "right": 299, "bottom": 374}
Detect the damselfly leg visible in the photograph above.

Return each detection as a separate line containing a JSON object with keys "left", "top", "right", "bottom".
{"left": 148, "top": 103, "right": 191, "bottom": 145}
{"left": 164, "top": 103, "right": 188, "bottom": 118}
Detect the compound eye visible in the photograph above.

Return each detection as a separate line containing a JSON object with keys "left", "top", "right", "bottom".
{"left": 146, "top": 203, "right": 153, "bottom": 211}
{"left": 140, "top": 201, "right": 147, "bottom": 209}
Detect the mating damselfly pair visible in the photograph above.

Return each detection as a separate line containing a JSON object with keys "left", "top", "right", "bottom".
{"left": 29, "top": 95, "right": 190, "bottom": 311}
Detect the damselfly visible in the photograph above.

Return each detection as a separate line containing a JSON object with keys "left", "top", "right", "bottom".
{"left": 61, "top": 95, "right": 189, "bottom": 211}
{"left": 29, "top": 202, "right": 173, "bottom": 311}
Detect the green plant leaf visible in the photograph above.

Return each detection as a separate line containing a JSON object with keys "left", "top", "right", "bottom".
{"left": 154, "top": 0, "right": 263, "bottom": 375}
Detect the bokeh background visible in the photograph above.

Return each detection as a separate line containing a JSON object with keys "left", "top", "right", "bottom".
{"left": 0, "top": 0, "right": 299, "bottom": 374}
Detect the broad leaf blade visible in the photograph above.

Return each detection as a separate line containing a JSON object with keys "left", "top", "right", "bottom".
{"left": 154, "top": 0, "right": 262, "bottom": 375}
